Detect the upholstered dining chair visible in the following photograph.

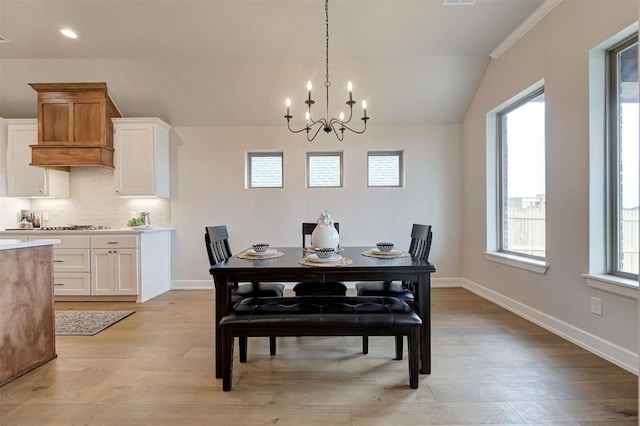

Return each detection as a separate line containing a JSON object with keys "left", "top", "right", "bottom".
{"left": 292, "top": 222, "right": 348, "bottom": 296}
{"left": 205, "top": 225, "right": 285, "bottom": 360}
{"left": 356, "top": 223, "right": 433, "bottom": 359}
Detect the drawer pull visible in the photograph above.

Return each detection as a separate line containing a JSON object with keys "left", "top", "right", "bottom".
{"left": 54, "top": 283, "right": 64, "bottom": 286}
{"left": 53, "top": 260, "right": 64, "bottom": 263}
{"left": 107, "top": 242, "right": 119, "bottom": 245}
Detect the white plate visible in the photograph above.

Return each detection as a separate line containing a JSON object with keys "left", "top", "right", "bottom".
{"left": 246, "top": 248, "right": 276, "bottom": 256}
{"left": 370, "top": 247, "right": 399, "bottom": 255}
{"left": 307, "top": 254, "right": 342, "bottom": 263}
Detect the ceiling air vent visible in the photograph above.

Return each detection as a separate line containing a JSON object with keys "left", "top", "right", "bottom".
{"left": 0, "top": 35, "right": 11, "bottom": 43}
{"left": 443, "top": 0, "right": 476, "bottom": 5}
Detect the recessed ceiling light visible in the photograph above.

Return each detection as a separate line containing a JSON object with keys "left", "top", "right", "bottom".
{"left": 443, "top": 0, "right": 476, "bottom": 5}
{"left": 60, "top": 28, "right": 78, "bottom": 39}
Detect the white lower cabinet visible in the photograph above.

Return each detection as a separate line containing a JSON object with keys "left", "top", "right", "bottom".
{"left": 91, "top": 248, "right": 138, "bottom": 296}
{"left": 90, "top": 235, "right": 139, "bottom": 296}
{"left": 53, "top": 273, "right": 91, "bottom": 296}
{"left": 52, "top": 236, "right": 90, "bottom": 296}
{"left": 2, "top": 230, "right": 170, "bottom": 302}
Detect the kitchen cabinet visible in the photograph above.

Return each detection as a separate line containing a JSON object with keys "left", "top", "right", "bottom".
{"left": 51, "top": 236, "right": 90, "bottom": 296}
{"left": 28, "top": 83, "right": 121, "bottom": 169}
{"left": 113, "top": 117, "right": 170, "bottom": 198}
{"left": 6, "top": 119, "right": 69, "bottom": 198}
{"left": 91, "top": 235, "right": 138, "bottom": 296}
{"left": 0, "top": 229, "right": 170, "bottom": 302}
{"left": 91, "top": 248, "right": 138, "bottom": 295}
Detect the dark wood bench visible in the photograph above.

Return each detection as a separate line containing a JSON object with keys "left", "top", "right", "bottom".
{"left": 219, "top": 296, "right": 422, "bottom": 391}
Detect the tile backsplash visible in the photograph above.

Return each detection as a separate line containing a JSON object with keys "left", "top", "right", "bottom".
{"left": 30, "top": 167, "right": 170, "bottom": 228}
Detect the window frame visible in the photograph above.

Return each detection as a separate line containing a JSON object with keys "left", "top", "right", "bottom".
{"left": 495, "top": 86, "right": 546, "bottom": 261}
{"left": 367, "top": 150, "right": 404, "bottom": 188}
{"left": 246, "top": 151, "right": 284, "bottom": 189}
{"left": 306, "top": 151, "right": 344, "bottom": 188}
{"left": 605, "top": 35, "right": 638, "bottom": 280}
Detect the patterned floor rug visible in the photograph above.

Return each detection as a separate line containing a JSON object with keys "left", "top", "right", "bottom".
{"left": 55, "top": 311, "right": 135, "bottom": 336}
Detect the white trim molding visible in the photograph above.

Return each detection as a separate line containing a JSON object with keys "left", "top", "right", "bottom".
{"left": 171, "top": 280, "right": 213, "bottom": 290}
{"left": 490, "top": 0, "right": 562, "bottom": 59}
{"left": 583, "top": 274, "right": 639, "bottom": 300}
{"left": 485, "top": 251, "right": 549, "bottom": 275}
{"left": 461, "top": 278, "right": 638, "bottom": 374}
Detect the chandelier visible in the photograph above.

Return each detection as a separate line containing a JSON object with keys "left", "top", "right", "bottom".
{"left": 284, "top": 0, "right": 369, "bottom": 142}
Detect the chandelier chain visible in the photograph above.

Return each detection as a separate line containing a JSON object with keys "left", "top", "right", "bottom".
{"left": 325, "top": 0, "right": 330, "bottom": 86}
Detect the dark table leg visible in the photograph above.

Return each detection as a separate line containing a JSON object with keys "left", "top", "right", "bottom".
{"left": 417, "top": 272, "right": 431, "bottom": 374}
{"left": 214, "top": 272, "right": 228, "bottom": 379}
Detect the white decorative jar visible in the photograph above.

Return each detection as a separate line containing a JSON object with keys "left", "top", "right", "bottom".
{"left": 311, "top": 209, "right": 339, "bottom": 249}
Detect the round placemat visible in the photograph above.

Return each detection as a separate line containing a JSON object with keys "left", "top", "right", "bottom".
{"left": 299, "top": 256, "right": 353, "bottom": 267}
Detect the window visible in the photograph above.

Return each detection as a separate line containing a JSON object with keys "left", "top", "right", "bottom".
{"left": 368, "top": 151, "right": 403, "bottom": 187}
{"left": 307, "top": 152, "right": 343, "bottom": 188}
{"left": 246, "top": 152, "right": 283, "bottom": 188}
{"left": 607, "top": 36, "right": 638, "bottom": 278}
{"left": 496, "top": 88, "right": 546, "bottom": 259}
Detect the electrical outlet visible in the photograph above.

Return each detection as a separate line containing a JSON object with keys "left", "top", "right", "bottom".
{"left": 42, "top": 211, "right": 49, "bottom": 221}
{"left": 591, "top": 297, "right": 602, "bottom": 316}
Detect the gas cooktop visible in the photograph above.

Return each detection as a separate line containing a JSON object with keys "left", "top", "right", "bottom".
{"left": 40, "top": 225, "right": 111, "bottom": 231}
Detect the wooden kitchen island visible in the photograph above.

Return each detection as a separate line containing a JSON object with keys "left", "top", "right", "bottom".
{"left": 0, "top": 238, "right": 59, "bottom": 387}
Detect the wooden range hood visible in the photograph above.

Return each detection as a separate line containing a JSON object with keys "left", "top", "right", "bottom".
{"left": 29, "top": 82, "right": 122, "bottom": 171}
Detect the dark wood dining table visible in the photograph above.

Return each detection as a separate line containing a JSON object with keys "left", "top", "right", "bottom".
{"left": 209, "top": 246, "right": 436, "bottom": 378}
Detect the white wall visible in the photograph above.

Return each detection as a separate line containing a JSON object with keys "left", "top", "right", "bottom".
{"left": 462, "top": 1, "right": 638, "bottom": 358}
{"left": 170, "top": 124, "right": 462, "bottom": 287}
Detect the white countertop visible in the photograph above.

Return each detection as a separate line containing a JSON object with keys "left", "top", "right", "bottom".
{"left": 0, "top": 239, "right": 60, "bottom": 251}
{"left": 0, "top": 227, "right": 173, "bottom": 235}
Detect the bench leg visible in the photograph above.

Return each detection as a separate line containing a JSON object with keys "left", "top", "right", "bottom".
{"left": 362, "top": 336, "right": 369, "bottom": 354}
{"left": 395, "top": 335, "right": 403, "bottom": 360}
{"left": 239, "top": 337, "right": 248, "bottom": 362}
{"left": 408, "top": 327, "right": 419, "bottom": 389}
{"left": 222, "top": 328, "right": 234, "bottom": 391}
{"left": 269, "top": 336, "right": 277, "bottom": 356}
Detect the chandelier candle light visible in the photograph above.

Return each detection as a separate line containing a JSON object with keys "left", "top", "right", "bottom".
{"left": 284, "top": 0, "right": 369, "bottom": 142}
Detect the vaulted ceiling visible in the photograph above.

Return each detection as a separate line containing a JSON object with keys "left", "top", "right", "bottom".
{"left": 0, "top": 0, "right": 544, "bottom": 127}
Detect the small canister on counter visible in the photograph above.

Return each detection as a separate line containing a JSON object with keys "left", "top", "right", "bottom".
{"left": 140, "top": 212, "right": 151, "bottom": 226}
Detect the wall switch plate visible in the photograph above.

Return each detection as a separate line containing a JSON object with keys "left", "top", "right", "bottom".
{"left": 42, "top": 211, "right": 49, "bottom": 221}
{"left": 591, "top": 297, "right": 602, "bottom": 316}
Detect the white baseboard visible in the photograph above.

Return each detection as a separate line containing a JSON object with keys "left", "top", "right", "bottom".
{"left": 170, "top": 277, "right": 638, "bottom": 374}
{"left": 171, "top": 280, "right": 213, "bottom": 290}
{"left": 460, "top": 278, "right": 638, "bottom": 375}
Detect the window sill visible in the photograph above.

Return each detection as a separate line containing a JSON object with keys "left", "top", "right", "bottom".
{"left": 582, "top": 274, "right": 638, "bottom": 299}
{"left": 484, "top": 251, "right": 548, "bottom": 275}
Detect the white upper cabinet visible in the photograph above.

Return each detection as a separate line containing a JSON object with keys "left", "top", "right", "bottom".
{"left": 6, "top": 119, "right": 69, "bottom": 198}
{"left": 112, "top": 117, "right": 170, "bottom": 198}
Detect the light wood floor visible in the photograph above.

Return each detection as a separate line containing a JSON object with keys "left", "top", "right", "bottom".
{"left": 1, "top": 288, "right": 637, "bottom": 425}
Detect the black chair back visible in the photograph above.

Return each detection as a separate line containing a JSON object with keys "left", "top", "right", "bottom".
{"left": 302, "top": 222, "right": 340, "bottom": 247}
{"left": 408, "top": 224, "right": 432, "bottom": 261}
{"left": 205, "top": 225, "right": 233, "bottom": 266}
